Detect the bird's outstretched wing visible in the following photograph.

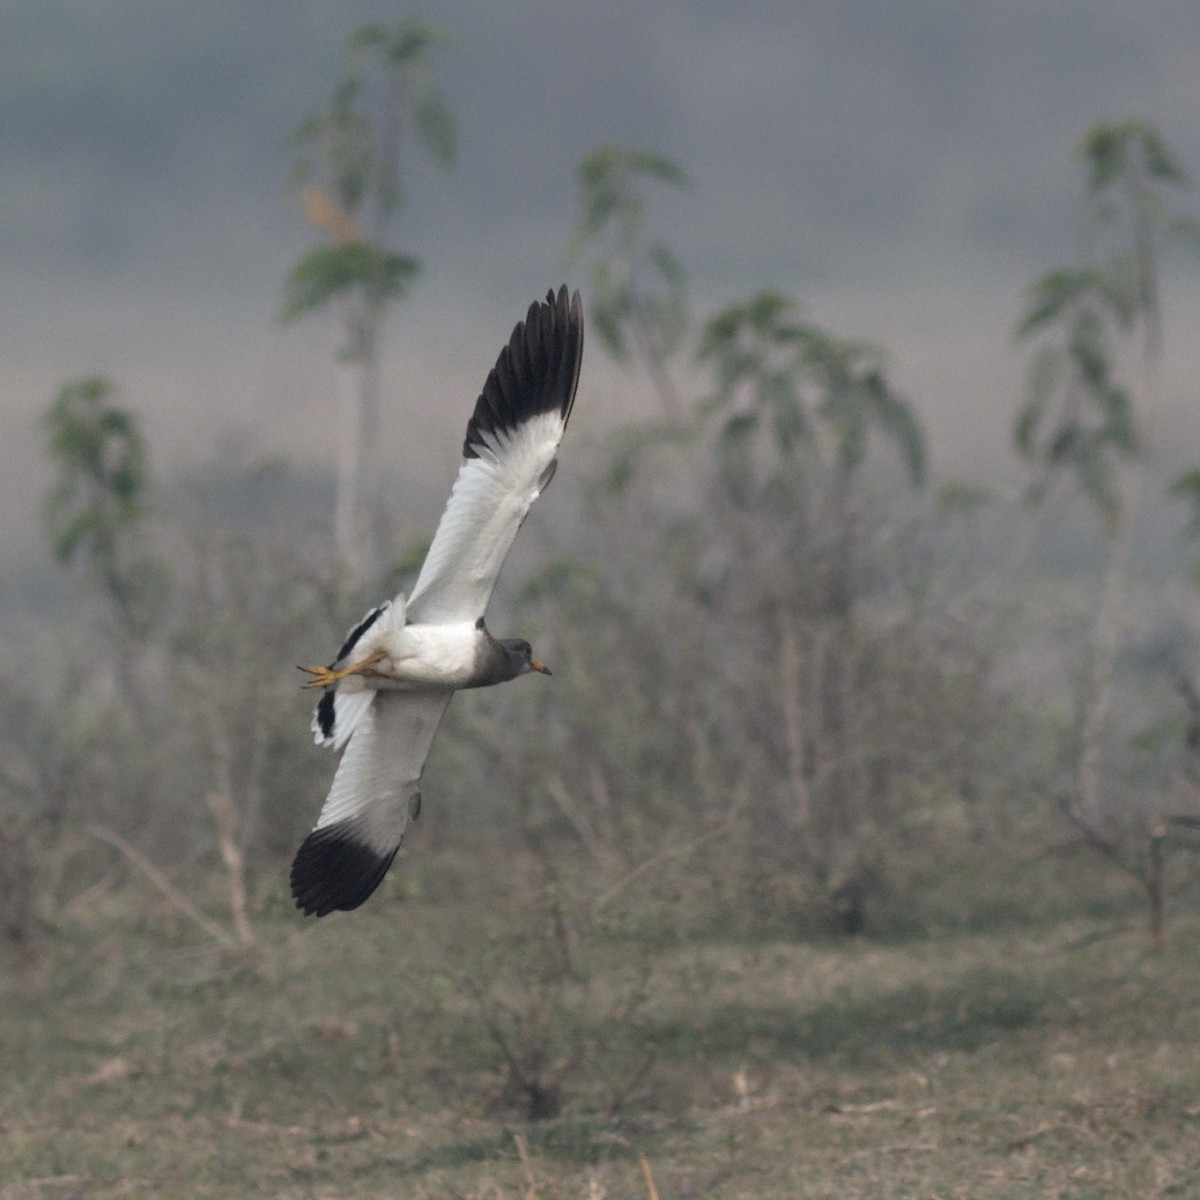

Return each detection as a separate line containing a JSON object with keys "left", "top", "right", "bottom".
{"left": 290, "top": 691, "right": 452, "bottom": 916}
{"left": 405, "top": 286, "right": 584, "bottom": 625}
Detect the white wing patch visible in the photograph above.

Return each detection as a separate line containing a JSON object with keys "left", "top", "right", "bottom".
{"left": 407, "top": 409, "right": 566, "bottom": 624}
{"left": 314, "top": 690, "right": 454, "bottom": 854}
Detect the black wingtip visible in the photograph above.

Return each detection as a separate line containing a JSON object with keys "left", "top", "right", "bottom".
{"left": 462, "top": 285, "right": 584, "bottom": 460}
{"left": 290, "top": 822, "right": 399, "bottom": 917}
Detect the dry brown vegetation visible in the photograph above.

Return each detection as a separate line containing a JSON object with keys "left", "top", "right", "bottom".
{"left": 4, "top": 849, "right": 1200, "bottom": 1198}
{"left": 3, "top": 456, "right": 1200, "bottom": 1196}
{"left": 6, "top": 114, "right": 1200, "bottom": 1197}
{"left": 7, "top": 296, "right": 1200, "bottom": 1195}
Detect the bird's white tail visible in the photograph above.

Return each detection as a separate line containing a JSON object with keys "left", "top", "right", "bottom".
{"left": 311, "top": 595, "right": 408, "bottom": 749}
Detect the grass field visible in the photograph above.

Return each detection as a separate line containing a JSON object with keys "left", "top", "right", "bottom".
{"left": 4, "top": 851, "right": 1200, "bottom": 1199}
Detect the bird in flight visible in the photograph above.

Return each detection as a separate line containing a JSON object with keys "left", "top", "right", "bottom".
{"left": 292, "top": 286, "right": 584, "bottom": 916}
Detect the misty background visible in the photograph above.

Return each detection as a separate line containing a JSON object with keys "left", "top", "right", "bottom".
{"left": 5, "top": 1, "right": 1200, "bottom": 620}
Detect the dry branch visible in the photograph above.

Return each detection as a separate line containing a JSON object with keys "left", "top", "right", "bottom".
{"left": 88, "top": 825, "right": 238, "bottom": 949}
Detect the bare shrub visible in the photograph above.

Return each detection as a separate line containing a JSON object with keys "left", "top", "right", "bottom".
{"left": 461, "top": 869, "right": 655, "bottom": 1120}
{"left": 439, "top": 457, "right": 1038, "bottom": 942}
{"left": 0, "top": 815, "right": 40, "bottom": 958}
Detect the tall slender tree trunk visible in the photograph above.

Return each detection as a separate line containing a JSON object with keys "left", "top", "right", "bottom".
{"left": 333, "top": 297, "right": 367, "bottom": 586}
{"left": 1076, "top": 200, "right": 1162, "bottom": 832}
{"left": 332, "top": 296, "right": 385, "bottom": 590}
{"left": 359, "top": 304, "right": 384, "bottom": 571}
{"left": 1076, "top": 459, "right": 1142, "bottom": 830}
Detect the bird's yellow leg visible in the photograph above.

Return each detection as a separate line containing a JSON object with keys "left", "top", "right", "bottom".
{"left": 298, "top": 649, "right": 388, "bottom": 689}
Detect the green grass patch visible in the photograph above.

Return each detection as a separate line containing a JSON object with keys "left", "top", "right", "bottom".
{"left": 648, "top": 967, "right": 1045, "bottom": 1066}
{"left": 5, "top": 872, "right": 1200, "bottom": 1198}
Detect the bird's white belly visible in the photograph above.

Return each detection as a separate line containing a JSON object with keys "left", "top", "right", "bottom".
{"left": 362, "top": 621, "right": 478, "bottom": 690}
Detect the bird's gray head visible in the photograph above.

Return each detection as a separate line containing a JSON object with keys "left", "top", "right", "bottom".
{"left": 499, "top": 638, "right": 552, "bottom": 678}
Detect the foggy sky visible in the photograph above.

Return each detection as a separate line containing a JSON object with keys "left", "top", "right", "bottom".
{"left": 5, "top": 1, "right": 1200, "bottom": 609}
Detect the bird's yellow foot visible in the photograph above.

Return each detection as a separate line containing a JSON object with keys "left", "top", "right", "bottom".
{"left": 298, "top": 649, "right": 388, "bottom": 689}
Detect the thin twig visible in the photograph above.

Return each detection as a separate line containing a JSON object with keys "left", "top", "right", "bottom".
{"left": 513, "top": 1132, "right": 538, "bottom": 1200}
{"left": 595, "top": 822, "right": 729, "bottom": 910}
{"left": 776, "top": 605, "right": 812, "bottom": 832}
{"left": 640, "top": 1154, "right": 662, "bottom": 1200}
{"left": 544, "top": 774, "right": 608, "bottom": 863}
{"left": 88, "top": 825, "right": 237, "bottom": 949}
{"left": 205, "top": 789, "right": 255, "bottom": 946}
